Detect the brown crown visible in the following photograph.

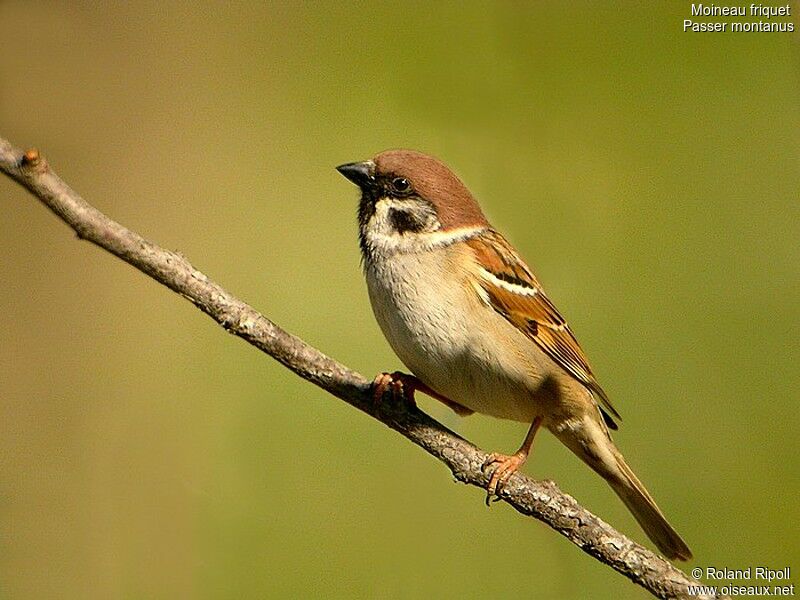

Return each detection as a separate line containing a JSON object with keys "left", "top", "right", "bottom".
{"left": 373, "top": 150, "right": 490, "bottom": 230}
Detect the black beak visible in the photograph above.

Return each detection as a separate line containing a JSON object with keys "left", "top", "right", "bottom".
{"left": 336, "top": 160, "right": 376, "bottom": 188}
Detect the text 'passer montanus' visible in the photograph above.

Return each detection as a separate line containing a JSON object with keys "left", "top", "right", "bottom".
{"left": 337, "top": 150, "right": 692, "bottom": 561}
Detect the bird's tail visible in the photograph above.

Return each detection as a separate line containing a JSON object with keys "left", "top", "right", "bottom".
{"left": 552, "top": 415, "right": 692, "bottom": 561}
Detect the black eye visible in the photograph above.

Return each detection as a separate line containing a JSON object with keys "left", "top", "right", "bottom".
{"left": 391, "top": 177, "right": 412, "bottom": 193}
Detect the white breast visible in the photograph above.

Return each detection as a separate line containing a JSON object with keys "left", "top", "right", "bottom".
{"left": 364, "top": 243, "right": 548, "bottom": 422}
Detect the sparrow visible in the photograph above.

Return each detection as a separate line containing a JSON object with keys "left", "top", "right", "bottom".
{"left": 336, "top": 150, "right": 692, "bottom": 561}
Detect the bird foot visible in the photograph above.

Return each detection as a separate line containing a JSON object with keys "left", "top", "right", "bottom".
{"left": 483, "top": 451, "right": 528, "bottom": 505}
{"left": 371, "top": 371, "right": 417, "bottom": 408}
{"left": 371, "top": 371, "right": 474, "bottom": 416}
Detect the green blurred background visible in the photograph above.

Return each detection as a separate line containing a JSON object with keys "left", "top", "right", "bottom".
{"left": 1, "top": 2, "right": 798, "bottom": 598}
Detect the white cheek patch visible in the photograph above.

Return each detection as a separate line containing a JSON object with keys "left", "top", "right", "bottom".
{"left": 369, "top": 198, "right": 400, "bottom": 233}
{"left": 363, "top": 197, "right": 488, "bottom": 256}
{"left": 373, "top": 197, "right": 437, "bottom": 228}
{"left": 367, "top": 197, "right": 439, "bottom": 239}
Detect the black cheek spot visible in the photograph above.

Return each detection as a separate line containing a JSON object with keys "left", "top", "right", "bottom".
{"left": 389, "top": 209, "right": 425, "bottom": 234}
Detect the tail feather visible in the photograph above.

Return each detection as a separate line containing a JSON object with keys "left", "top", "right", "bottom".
{"left": 610, "top": 451, "right": 693, "bottom": 561}
{"left": 552, "top": 415, "right": 692, "bottom": 561}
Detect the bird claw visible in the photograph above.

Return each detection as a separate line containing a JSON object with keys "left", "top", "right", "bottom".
{"left": 483, "top": 452, "right": 526, "bottom": 506}
{"left": 371, "top": 371, "right": 417, "bottom": 408}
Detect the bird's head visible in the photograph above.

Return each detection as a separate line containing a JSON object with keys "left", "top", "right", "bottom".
{"left": 337, "top": 150, "right": 488, "bottom": 257}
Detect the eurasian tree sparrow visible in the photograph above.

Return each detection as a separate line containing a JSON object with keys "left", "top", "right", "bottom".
{"left": 337, "top": 150, "right": 692, "bottom": 561}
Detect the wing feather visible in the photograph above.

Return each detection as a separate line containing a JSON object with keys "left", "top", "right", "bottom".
{"left": 466, "top": 231, "right": 620, "bottom": 426}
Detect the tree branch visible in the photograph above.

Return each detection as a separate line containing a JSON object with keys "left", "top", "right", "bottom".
{"left": 0, "top": 136, "right": 720, "bottom": 600}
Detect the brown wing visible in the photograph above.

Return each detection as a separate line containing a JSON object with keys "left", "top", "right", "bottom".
{"left": 466, "top": 231, "right": 620, "bottom": 427}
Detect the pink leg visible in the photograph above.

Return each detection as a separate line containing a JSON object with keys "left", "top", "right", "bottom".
{"left": 483, "top": 416, "right": 543, "bottom": 504}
